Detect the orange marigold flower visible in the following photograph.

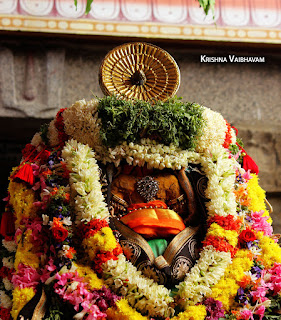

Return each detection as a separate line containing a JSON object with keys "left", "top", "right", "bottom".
{"left": 79, "top": 219, "right": 109, "bottom": 239}
{"left": 208, "top": 214, "right": 242, "bottom": 232}
{"left": 93, "top": 243, "right": 123, "bottom": 274}
{"left": 238, "top": 275, "right": 252, "bottom": 288}
{"left": 203, "top": 235, "right": 237, "bottom": 258}
{"left": 51, "top": 187, "right": 59, "bottom": 196}
{"left": 65, "top": 247, "right": 76, "bottom": 259}
{"left": 64, "top": 193, "right": 70, "bottom": 202}
{"left": 52, "top": 217, "right": 63, "bottom": 228}
{"left": 42, "top": 168, "right": 52, "bottom": 178}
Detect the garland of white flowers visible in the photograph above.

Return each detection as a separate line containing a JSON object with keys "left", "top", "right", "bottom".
{"left": 200, "top": 145, "right": 237, "bottom": 218}
{"left": 0, "top": 239, "right": 16, "bottom": 311}
{"left": 102, "top": 139, "right": 201, "bottom": 170}
{"left": 176, "top": 247, "right": 232, "bottom": 308}
{"left": 174, "top": 144, "right": 237, "bottom": 308}
{"left": 102, "top": 255, "right": 174, "bottom": 318}
{"left": 61, "top": 139, "right": 109, "bottom": 225}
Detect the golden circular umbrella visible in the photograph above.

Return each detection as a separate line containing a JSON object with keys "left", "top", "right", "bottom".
{"left": 99, "top": 42, "right": 180, "bottom": 102}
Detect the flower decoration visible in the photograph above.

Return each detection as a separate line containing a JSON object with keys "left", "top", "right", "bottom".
{"left": 0, "top": 96, "right": 281, "bottom": 320}
{"left": 238, "top": 227, "right": 257, "bottom": 248}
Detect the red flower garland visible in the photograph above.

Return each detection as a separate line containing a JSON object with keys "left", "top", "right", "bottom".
{"left": 78, "top": 219, "right": 109, "bottom": 239}
{"left": 207, "top": 214, "right": 242, "bottom": 232}
{"left": 0, "top": 307, "right": 12, "bottom": 320}
{"left": 0, "top": 266, "right": 14, "bottom": 281}
{"left": 203, "top": 235, "right": 238, "bottom": 258}
{"left": 55, "top": 108, "right": 69, "bottom": 147}
{"left": 93, "top": 243, "right": 123, "bottom": 274}
{"left": 223, "top": 120, "right": 232, "bottom": 149}
{"left": 21, "top": 144, "right": 37, "bottom": 160}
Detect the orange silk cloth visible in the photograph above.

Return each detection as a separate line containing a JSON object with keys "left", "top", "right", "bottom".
{"left": 121, "top": 200, "right": 185, "bottom": 238}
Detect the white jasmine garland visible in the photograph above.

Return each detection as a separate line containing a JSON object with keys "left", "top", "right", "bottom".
{"left": 30, "top": 132, "right": 43, "bottom": 147}
{"left": 97, "top": 138, "right": 201, "bottom": 170}
{"left": 176, "top": 246, "right": 232, "bottom": 307}
{"left": 2, "top": 278, "right": 13, "bottom": 291}
{"left": 102, "top": 254, "right": 174, "bottom": 318}
{"left": 200, "top": 145, "right": 237, "bottom": 218}
{"left": 2, "top": 256, "right": 14, "bottom": 269}
{"left": 0, "top": 290, "right": 12, "bottom": 308}
{"left": 2, "top": 240, "right": 16, "bottom": 252}
{"left": 196, "top": 107, "right": 227, "bottom": 154}
{"left": 62, "top": 139, "right": 109, "bottom": 225}
{"left": 63, "top": 99, "right": 107, "bottom": 157}
{"left": 47, "top": 119, "right": 60, "bottom": 147}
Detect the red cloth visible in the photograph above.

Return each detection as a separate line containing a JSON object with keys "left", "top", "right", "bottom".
{"left": 0, "top": 210, "right": 15, "bottom": 237}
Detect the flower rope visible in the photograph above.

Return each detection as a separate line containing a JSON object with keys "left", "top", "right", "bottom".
{"left": 61, "top": 139, "right": 109, "bottom": 225}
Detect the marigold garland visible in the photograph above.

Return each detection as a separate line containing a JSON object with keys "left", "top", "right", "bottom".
{"left": 207, "top": 214, "right": 242, "bottom": 232}
{"left": 106, "top": 299, "right": 149, "bottom": 320}
{"left": 74, "top": 263, "right": 104, "bottom": 290}
{"left": 210, "top": 249, "right": 253, "bottom": 310}
{"left": 203, "top": 235, "right": 238, "bottom": 258}
{"left": 207, "top": 223, "right": 239, "bottom": 247}
{"left": 8, "top": 181, "right": 38, "bottom": 229}
{"left": 10, "top": 287, "right": 35, "bottom": 320}
{"left": 172, "top": 305, "right": 207, "bottom": 320}
{"left": 247, "top": 174, "right": 271, "bottom": 220}
{"left": 256, "top": 232, "right": 281, "bottom": 269}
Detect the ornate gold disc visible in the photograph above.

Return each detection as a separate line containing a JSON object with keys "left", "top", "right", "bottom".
{"left": 99, "top": 42, "right": 180, "bottom": 102}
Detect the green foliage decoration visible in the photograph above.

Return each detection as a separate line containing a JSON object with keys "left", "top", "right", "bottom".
{"left": 97, "top": 95, "right": 204, "bottom": 151}
{"left": 40, "top": 123, "right": 49, "bottom": 145}
{"left": 198, "top": 0, "right": 215, "bottom": 15}
{"left": 75, "top": 0, "right": 215, "bottom": 16}
{"left": 228, "top": 137, "right": 244, "bottom": 165}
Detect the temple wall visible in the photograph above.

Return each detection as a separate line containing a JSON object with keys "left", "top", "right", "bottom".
{"left": 0, "top": 36, "right": 280, "bottom": 232}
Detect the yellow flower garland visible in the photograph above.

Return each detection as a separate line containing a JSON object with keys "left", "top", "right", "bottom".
{"left": 11, "top": 287, "right": 35, "bottom": 319}
{"left": 82, "top": 227, "right": 117, "bottom": 260}
{"left": 207, "top": 223, "right": 239, "bottom": 247}
{"left": 210, "top": 249, "right": 253, "bottom": 310}
{"left": 107, "top": 299, "right": 150, "bottom": 320}
{"left": 247, "top": 174, "right": 271, "bottom": 222}
{"left": 74, "top": 263, "right": 104, "bottom": 290}
{"left": 8, "top": 181, "right": 38, "bottom": 229}
{"left": 173, "top": 305, "right": 207, "bottom": 320}
{"left": 14, "top": 229, "right": 40, "bottom": 270}
{"left": 256, "top": 232, "right": 281, "bottom": 268}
